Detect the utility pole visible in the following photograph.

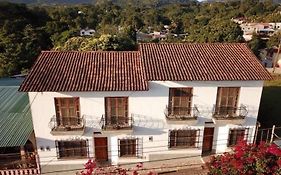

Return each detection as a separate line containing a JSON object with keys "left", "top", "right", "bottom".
{"left": 272, "top": 39, "right": 281, "bottom": 73}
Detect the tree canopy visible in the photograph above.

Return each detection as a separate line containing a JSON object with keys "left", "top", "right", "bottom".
{"left": 0, "top": 1, "right": 280, "bottom": 77}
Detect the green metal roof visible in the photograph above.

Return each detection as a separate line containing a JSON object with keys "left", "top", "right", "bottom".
{"left": 0, "top": 78, "right": 33, "bottom": 147}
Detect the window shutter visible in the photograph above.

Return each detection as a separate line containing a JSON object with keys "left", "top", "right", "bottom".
{"left": 169, "top": 130, "right": 176, "bottom": 148}
{"left": 75, "top": 97, "right": 80, "bottom": 118}
{"left": 55, "top": 140, "right": 60, "bottom": 159}
{"left": 118, "top": 139, "right": 121, "bottom": 157}
{"left": 136, "top": 138, "right": 143, "bottom": 158}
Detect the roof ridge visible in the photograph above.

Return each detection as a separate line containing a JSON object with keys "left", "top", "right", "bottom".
{"left": 41, "top": 50, "right": 140, "bottom": 53}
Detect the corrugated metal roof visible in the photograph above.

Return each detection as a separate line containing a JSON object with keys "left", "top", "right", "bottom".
{"left": 0, "top": 79, "right": 33, "bottom": 147}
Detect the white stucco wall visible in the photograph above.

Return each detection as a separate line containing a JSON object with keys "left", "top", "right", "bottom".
{"left": 29, "top": 80, "right": 264, "bottom": 166}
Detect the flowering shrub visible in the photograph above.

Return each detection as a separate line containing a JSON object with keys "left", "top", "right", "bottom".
{"left": 78, "top": 160, "right": 157, "bottom": 175}
{"left": 207, "top": 141, "right": 281, "bottom": 175}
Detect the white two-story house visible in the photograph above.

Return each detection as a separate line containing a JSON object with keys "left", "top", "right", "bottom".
{"left": 19, "top": 43, "right": 271, "bottom": 168}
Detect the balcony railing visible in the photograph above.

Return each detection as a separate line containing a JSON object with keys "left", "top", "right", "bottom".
{"left": 164, "top": 105, "right": 199, "bottom": 120}
{"left": 212, "top": 105, "right": 248, "bottom": 119}
{"left": 100, "top": 115, "right": 133, "bottom": 130}
{"left": 49, "top": 115, "right": 85, "bottom": 132}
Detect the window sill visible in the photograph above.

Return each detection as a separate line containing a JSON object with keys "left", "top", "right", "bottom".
{"left": 168, "top": 146, "right": 198, "bottom": 150}
{"left": 213, "top": 115, "right": 245, "bottom": 120}
{"left": 57, "top": 156, "right": 88, "bottom": 160}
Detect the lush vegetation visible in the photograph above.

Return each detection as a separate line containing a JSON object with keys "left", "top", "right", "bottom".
{"left": 0, "top": 1, "right": 281, "bottom": 77}
{"left": 207, "top": 141, "right": 281, "bottom": 175}
{"left": 258, "top": 75, "right": 281, "bottom": 128}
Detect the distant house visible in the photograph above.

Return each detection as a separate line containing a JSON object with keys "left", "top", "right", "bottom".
{"left": 260, "top": 47, "right": 281, "bottom": 68}
{"left": 80, "top": 28, "right": 95, "bottom": 36}
{"left": 240, "top": 22, "right": 280, "bottom": 41}
{"left": 0, "top": 78, "right": 39, "bottom": 174}
{"left": 19, "top": 43, "right": 271, "bottom": 170}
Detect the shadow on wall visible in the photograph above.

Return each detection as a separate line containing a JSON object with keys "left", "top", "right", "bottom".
{"left": 133, "top": 126, "right": 166, "bottom": 135}
{"left": 36, "top": 137, "right": 56, "bottom": 150}
{"left": 258, "top": 86, "right": 281, "bottom": 128}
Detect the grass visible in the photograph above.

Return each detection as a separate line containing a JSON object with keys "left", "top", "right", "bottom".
{"left": 258, "top": 74, "right": 281, "bottom": 128}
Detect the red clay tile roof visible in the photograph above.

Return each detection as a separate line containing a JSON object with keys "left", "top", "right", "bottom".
{"left": 139, "top": 43, "right": 272, "bottom": 81}
{"left": 19, "top": 51, "right": 148, "bottom": 92}
{"left": 19, "top": 43, "right": 271, "bottom": 92}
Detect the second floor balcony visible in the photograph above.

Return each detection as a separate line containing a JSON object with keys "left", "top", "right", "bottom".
{"left": 100, "top": 115, "right": 133, "bottom": 131}
{"left": 164, "top": 105, "right": 199, "bottom": 121}
{"left": 49, "top": 115, "right": 85, "bottom": 135}
{"left": 212, "top": 105, "right": 248, "bottom": 120}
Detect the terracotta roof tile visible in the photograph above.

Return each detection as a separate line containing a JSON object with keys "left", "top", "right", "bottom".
{"left": 19, "top": 51, "right": 148, "bottom": 92}
{"left": 19, "top": 43, "right": 271, "bottom": 92}
{"left": 139, "top": 43, "right": 272, "bottom": 81}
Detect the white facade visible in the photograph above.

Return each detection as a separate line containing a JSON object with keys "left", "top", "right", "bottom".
{"left": 29, "top": 80, "right": 264, "bottom": 166}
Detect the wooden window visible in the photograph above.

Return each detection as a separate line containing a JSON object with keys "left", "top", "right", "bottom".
{"left": 105, "top": 97, "right": 128, "bottom": 125}
{"left": 228, "top": 128, "right": 249, "bottom": 147}
{"left": 119, "top": 138, "right": 137, "bottom": 157}
{"left": 168, "top": 88, "right": 193, "bottom": 116}
{"left": 54, "top": 97, "right": 80, "bottom": 126}
{"left": 55, "top": 140, "right": 88, "bottom": 159}
{"left": 169, "top": 129, "right": 199, "bottom": 148}
{"left": 215, "top": 87, "right": 240, "bottom": 115}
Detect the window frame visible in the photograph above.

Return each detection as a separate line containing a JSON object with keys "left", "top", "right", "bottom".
{"left": 227, "top": 128, "right": 249, "bottom": 147}
{"left": 54, "top": 97, "right": 80, "bottom": 126}
{"left": 105, "top": 97, "right": 129, "bottom": 125}
{"left": 215, "top": 87, "right": 240, "bottom": 116}
{"left": 118, "top": 138, "right": 142, "bottom": 158}
{"left": 168, "top": 88, "right": 193, "bottom": 116}
{"left": 55, "top": 139, "right": 89, "bottom": 159}
{"left": 168, "top": 129, "right": 200, "bottom": 149}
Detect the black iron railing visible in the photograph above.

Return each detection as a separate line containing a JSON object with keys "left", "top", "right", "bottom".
{"left": 49, "top": 115, "right": 85, "bottom": 131}
{"left": 213, "top": 105, "right": 248, "bottom": 119}
{"left": 164, "top": 105, "right": 199, "bottom": 120}
{"left": 100, "top": 115, "right": 133, "bottom": 130}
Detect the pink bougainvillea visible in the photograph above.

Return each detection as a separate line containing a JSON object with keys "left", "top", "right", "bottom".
{"left": 79, "top": 159, "right": 156, "bottom": 175}
{"left": 207, "top": 141, "right": 281, "bottom": 175}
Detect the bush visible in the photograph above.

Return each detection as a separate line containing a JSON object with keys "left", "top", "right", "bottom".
{"left": 207, "top": 141, "right": 281, "bottom": 175}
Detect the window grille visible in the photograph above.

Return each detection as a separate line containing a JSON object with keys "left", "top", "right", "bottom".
{"left": 227, "top": 128, "right": 249, "bottom": 147}
{"left": 168, "top": 129, "right": 200, "bottom": 148}
{"left": 118, "top": 138, "right": 143, "bottom": 158}
{"left": 55, "top": 139, "right": 88, "bottom": 159}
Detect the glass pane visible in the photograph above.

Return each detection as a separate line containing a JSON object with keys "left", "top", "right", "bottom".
{"left": 69, "top": 98, "right": 74, "bottom": 106}
{"left": 61, "top": 108, "right": 68, "bottom": 117}
{"left": 69, "top": 108, "right": 75, "bottom": 117}
{"left": 173, "top": 97, "right": 180, "bottom": 106}
{"left": 61, "top": 99, "right": 67, "bottom": 107}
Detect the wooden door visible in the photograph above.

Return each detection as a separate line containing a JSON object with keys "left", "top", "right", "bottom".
{"left": 94, "top": 137, "right": 108, "bottom": 161}
{"left": 202, "top": 127, "right": 214, "bottom": 155}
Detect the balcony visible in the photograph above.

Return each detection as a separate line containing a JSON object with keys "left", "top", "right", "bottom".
{"left": 49, "top": 115, "right": 85, "bottom": 135}
{"left": 164, "top": 106, "right": 199, "bottom": 124}
{"left": 212, "top": 105, "right": 248, "bottom": 124}
{"left": 165, "top": 105, "right": 199, "bottom": 120}
{"left": 100, "top": 115, "right": 133, "bottom": 132}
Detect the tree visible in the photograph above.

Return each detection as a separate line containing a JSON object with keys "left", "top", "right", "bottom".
{"left": 248, "top": 34, "right": 266, "bottom": 57}
{"left": 267, "top": 31, "right": 281, "bottom": 48}
{"left": 57, "top": 34, "right": 136, "bottom": 51}
{"left": 207, "top": 141, "right": 281, "bottom": 175}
